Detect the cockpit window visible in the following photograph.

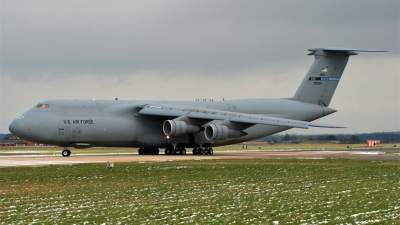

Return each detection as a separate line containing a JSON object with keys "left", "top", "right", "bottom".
{"left": 35, "top": 103, "right": 49, "bottom": 108}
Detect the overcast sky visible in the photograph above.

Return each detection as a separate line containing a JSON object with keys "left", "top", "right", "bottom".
{"left": 1, "top": 0, "right": 399, "bottom": 135}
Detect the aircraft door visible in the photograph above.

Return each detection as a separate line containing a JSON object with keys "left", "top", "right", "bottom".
{"left": 64, "top": 124, "right": 71, "bottom": 139}
{"left": 58, "top": 117, "right": 71, "bottom": 146}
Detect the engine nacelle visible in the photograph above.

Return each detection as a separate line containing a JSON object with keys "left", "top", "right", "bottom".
{"left": 205, "top": 124, "right": 243, "bottom": 140}
{"left": 163, "top": 120, "right": 201, "bottom": 136}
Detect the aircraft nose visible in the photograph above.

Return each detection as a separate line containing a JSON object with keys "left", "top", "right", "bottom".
{"left": 9, "top": 114, "right": 35, "bottom": 140}
{"left": 8, "top": 119, "right": 19, "bottom": 134}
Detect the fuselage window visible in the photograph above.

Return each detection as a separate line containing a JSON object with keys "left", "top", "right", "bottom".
{"left": 34, "top": 103, "right": 49, "bottom": 108}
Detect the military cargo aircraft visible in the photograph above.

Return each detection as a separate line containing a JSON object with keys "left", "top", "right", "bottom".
{"left": 9, "top": 48, "right": 385, "bottom": 157}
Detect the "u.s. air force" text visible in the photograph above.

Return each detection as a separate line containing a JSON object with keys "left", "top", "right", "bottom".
{"left": 63, "top": 119, "right": 94, "bottom": 125}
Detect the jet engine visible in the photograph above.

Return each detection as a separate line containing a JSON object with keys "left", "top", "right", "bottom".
{"left": 205, "top": 124, "right": 243, "bottom": 140}
{"left": 163, "top": 120, "right": 201, "bottom": 136}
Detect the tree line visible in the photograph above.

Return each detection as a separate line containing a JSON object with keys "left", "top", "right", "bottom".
{"left": 262, "top": 131, "right": 400, "bottom": 144}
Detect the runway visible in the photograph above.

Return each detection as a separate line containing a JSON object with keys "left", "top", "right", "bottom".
{"left": 1, "top": 149, "right": 399, "bottom": 167}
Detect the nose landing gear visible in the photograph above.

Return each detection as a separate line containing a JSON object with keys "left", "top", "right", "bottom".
{"left": 62, "top": 149, "right": 71, "bottom": 157}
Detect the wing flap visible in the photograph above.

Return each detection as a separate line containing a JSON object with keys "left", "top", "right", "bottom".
{"left": 229, "top": 117, "right": 309, "bottom": 129}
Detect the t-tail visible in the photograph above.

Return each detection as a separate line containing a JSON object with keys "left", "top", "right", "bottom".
{"left": 292, "top": 47, "right": 387, "bottom": 107}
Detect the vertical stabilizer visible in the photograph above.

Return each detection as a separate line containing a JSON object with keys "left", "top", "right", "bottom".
{"left": 292, "top": 48, "right": 386, "bottom": 106}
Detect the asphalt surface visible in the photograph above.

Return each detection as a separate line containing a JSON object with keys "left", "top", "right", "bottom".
{"left": 0, "top": 149, "right": 399, "bottom": 167}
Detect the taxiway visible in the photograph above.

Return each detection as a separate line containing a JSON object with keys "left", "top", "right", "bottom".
{"left": 1, "top": 149, "right": 399, "bottom": 167}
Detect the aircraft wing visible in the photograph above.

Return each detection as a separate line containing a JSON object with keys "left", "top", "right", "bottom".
{"left": 139, "top": 105, "right": 344, "bottom": 129}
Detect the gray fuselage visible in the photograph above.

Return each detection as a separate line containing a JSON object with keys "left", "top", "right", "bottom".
{"left": 9, "top": 98, "right": 335, "bottom": 148}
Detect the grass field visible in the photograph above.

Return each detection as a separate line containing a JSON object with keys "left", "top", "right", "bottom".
{"left": 0, "top": 158, "right": 399, "bottom": 224}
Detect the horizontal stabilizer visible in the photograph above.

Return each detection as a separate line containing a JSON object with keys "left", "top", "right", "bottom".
{"left": 308, "top": 47, "right": 388, "bottom": 55}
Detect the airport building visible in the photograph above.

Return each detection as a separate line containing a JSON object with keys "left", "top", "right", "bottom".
{"left": 0, "top": 137, "right": 38, "bottom": 147}
{"left": 367, "top": 140, "right": 380, "bottom": 147}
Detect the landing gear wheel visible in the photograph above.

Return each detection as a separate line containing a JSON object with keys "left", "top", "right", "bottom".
{"left": 198, "top": 148, "right": 204, "bottom": 155}
{"left": 165, "top": 149, "right": 170, "bottom": 155}
{"left": 138, "top": 148, "right": 144, "bottom": 155}
{"left": 181, "top": 149, "right": 186, "bottom": 155}
{"left": 62, "top": 149, "right": 71, "bottom": 157}
{"left": 171, "top": 149, "right": 176, "bottom": 155}
{"left": 193, "top": 148, "right": 198, "bottom": 155}
{"left": 207, "top": 148, "right": 213, "bottom": 155}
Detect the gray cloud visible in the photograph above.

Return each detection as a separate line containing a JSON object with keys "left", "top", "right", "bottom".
{"left": 1, "top": 0, "right": 399, "bottom": 134}
{"left": 2, "top": 0, "right": 398, "bottom": 79}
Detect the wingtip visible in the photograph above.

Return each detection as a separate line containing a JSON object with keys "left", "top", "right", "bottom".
{"left": 334, "top": 126, "right": 347, "bottom": 129}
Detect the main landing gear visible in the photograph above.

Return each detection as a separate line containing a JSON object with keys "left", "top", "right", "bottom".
{"left": 62, "top": 149, "right": 71, "bottom": 157}
{"left": 165, "top": 146, "right": 187, "bottom": 155}
{"left": 192, "top": 147, "right": 213, "bottom": 155}
{"left": 165, "top": 147, "right": 214, "bottom": 155}
{"left": 138, "top": 148, "right": 160, "bottom": 155}
{"left": 138, "top": 147, "right": 214, "bottom": 155}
